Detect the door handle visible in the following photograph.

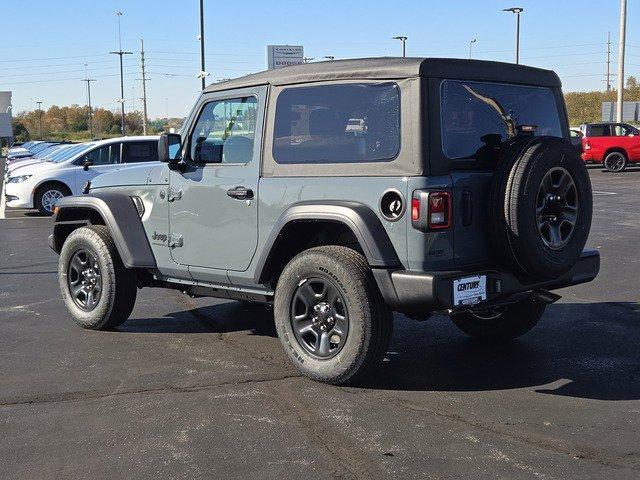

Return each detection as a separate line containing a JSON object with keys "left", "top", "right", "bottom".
{"left": 226, "top": 186, "right": 254, "bottom": 200}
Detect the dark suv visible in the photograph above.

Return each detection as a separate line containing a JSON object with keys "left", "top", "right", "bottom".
{"left": 49, "top": 58, "right": 599, "bottom": 384}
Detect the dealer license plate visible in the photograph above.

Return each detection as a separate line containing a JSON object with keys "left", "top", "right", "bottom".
{"left": 452, "top": 275, "right": 487, "bottom": 306}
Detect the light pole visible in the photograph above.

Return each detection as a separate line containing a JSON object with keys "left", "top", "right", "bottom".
{"left": 392, "top": 36, "right": 407, "bottom": 57}
{"left": 616, "top": 0, "right": 627, "bottom": 122}
{"left": 82, "top": 63, "right": 96, "bottom": 138}
{"left": 110, "top": 11, "right": 133, "bottom": 135}
{"left": 503, "top": 7, "right": 523, "bottom": 64}
{"left": 198, "top": 0, "right": 207, "bottom": 90}
{"left": 36, "top": 101, "right": 43, "bottom": 139}
{"left": 469, "top": 38, "right": 477, "bottom": 59}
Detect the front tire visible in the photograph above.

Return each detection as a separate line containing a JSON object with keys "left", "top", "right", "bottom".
{"left": 274, "top": 246, "right": 393, "bottom": 385}
{"left": 451, "top": 297, "right": 546, "bottom": 342}
{"left": 34, "top": 182, "right": 70, "bottom": 215}
{"left": 59, "top": 225, "right": 137, "bottom": 330}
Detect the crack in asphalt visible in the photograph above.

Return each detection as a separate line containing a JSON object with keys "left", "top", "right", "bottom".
{"left": 0, "top": 374, "right": 302, "bottom": 408}
{"left": 266, "top": 381, "right": 381, "bottom": 480}
{"left": 359, "top": 392, "right": 640, "bottom": 473}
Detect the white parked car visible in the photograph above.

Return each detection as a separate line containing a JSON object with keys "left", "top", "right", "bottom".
{"left": 4, "top": 136, "right": 159, "bottom": 215}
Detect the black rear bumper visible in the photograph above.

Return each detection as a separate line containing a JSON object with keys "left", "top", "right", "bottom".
{"left": 374, "top": 249, "right": 600, "bottom": 317}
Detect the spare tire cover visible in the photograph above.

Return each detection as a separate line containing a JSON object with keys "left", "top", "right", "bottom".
{"left": 489, "top": 136, "right": 593, "bottom": 280}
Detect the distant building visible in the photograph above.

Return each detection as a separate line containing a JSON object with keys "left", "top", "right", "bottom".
{"left": 602, "top": 101, "right": 640, "bottom": 123}
{"left": 0, "top": 91, "right": 13, "bottom": 144}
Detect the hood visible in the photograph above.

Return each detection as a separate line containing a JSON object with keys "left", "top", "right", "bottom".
{"left": 7, "top": 157, "right": 43, "bottom": 172}
{"left": 90, "top": 163, "right": 166, "bottom": 189}
{"left": 7, "top": 160, "right": 62, "bottom": 178}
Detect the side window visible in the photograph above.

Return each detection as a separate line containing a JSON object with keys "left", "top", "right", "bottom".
{"left": 189, "top": 96, "right": 257, "bottom": 164}
{"left": 612, "top": 124, "right": 632, "bottom": 136}
{"left": 83, "top": 145, "right": 114, "bottom": 165}
{"left": 122, "top": 141, "right": 158, "bottom": 163}
{"left": 273, "top": 83, "right": 400, "bottom": 164}
{"left": 110, "top": 143, "right": 121, "bottom": 163}
{"left": 588, "top": 125, "right": 610, "bottom": 137}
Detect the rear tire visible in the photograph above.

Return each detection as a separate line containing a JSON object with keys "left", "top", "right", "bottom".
{"left": 451, "top": 297, "right": 546, "bottom": 342}
{"left": 604, "top": 151, "right": 627, "bottom": 172}
{"left": 274, "top": 246, "right": 393, "bottom": 385}
{"left": 59, "top": 225, "right": 137, "bottom": 330}
{"left": 35, "top": 182, "right": 70, "bottom": 215}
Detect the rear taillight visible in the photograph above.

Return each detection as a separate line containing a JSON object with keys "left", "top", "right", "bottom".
{"left": 411, "top": 190, "right": 452, "bottom": 231}
{"left": 411, "top": 198, "right": 420, "bottom": 221}
{"left": 427, "top": 191, "right": 451, "bottom": 229}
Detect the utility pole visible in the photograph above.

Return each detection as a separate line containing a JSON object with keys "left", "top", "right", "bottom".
{"left": 393, "top": 36, "right": 407, "bottom": 57}
{"left": 81, "top": 63, "right": 96, "bottom": 138}
{"left": 140, "top": 39, "right": 149, "bottom": 135}
{"left": 110, "top": 11, "right": 133, "bottom": 135}
{"left": 503, "top": 7, "right": 523, "bottom": 64}
{"left": 606, "top": 32, "right": 612, "bottom": 92}
{"left": 197, "top": 0, "right": 208, "bottom": 90}
{"left": 469, "top": 38, "right": 477, "bottom": 59}
{"left": 616, "top": 0, "right": 627, "bottom": 122}
{"left": 36, "top": 101, "right": 43, "bottom": 139}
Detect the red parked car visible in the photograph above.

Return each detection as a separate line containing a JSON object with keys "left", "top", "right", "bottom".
{"left": 581, "top": 122, "right": 640, "bottom": 171}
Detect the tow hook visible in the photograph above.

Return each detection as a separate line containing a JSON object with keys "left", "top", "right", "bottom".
{"left": 532, "top": 289, "right": 562, "bottom": 304}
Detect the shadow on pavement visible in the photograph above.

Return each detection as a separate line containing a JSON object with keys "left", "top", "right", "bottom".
{"left": 360, "top": 302, "right": 640, "bottom": 401}
{"left": 117, "top": 299, "right": 639, "bottom": 401}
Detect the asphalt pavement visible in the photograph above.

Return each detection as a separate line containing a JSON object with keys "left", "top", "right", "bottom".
{"left": 1, "top": 161, "right": 638, "bottom": 479}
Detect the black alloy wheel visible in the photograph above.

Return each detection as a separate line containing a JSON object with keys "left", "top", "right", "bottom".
{"left": 535, "top": 167, "right": 579, "bottom": 250}
{"left": 604, "top": 152, "right": 626, "bottom": 172}
{"left": 291, "top": 277, "right": 349, "bottom": 359}
{"left": 67, "top": 248, "right": 102, "bottom": 311}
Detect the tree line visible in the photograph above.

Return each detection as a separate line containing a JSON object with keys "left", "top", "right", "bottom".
{"left": 11, "top": 105, "right": 184, "bottom": 142}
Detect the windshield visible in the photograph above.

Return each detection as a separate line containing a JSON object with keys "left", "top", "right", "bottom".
{"left": 51, "top": 143, "right": 94, "bottom": 163}
{"left": 29, "top": 142, "right": 54, "bottom": 154}
{"left": 440, "top": 80, "right": 563, "bottom": 160}
{"left": 35, "top": 144, "right": 63, "bottom": 158}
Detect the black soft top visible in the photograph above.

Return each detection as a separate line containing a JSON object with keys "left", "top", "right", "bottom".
{"left": 203, "top": 57, "right": 562, "bottom": 93}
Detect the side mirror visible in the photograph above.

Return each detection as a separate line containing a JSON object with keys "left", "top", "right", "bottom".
{"left": 158, "top": 133, "right": 182, "bottom": 166}
{"left": 83, "top": 158, "right": 93, "bottom": 171}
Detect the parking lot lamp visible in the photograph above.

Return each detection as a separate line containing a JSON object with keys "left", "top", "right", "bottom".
{"left": 392, "top": 36, "right": 407, "bottom": 57}
{"left": 469, "top": 38, "right": 477, "bottom": 59}
{"left": 110, "top": 11, "right": 133, "bottom": 135}
{"left": 503, "top": 7, "right": 523, "bottom": 64}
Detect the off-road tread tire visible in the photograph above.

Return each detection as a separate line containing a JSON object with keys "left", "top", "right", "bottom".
{"left": 452, "top": 297, "right": 546, "bottom": 342}
{"left": 489, "top": 136, "right": 592, "bottom": 280}
{"left": 274, "top": 246, "right": 393, "bottom": 385}
{"left": 59, "top": 225, "right": 137, "bottom": 330}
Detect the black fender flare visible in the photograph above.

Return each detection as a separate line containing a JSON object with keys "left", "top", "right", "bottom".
{"left": 254, "top": 201, "right": 401, "bottom": 284}
{"left": 50, "top": 193, "right": 157, "bottom": 269}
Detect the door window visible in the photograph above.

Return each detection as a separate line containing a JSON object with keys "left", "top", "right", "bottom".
{"left": 80, "top": 144, "right": 119, "bottom": 165}
{"left": 189, "top": 97, "right": 257, "bottom": 164}
{"left": 588, "top": 125, "right": 610, "bottom": 137}
{"left": 122, "top": 141, "right": 158, "bottom": 163}
{"left": 612, "top": 124, "right": 634, "bottom": 136}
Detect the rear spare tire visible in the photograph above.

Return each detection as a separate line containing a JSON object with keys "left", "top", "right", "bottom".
{"left": 489, "top": 136, "right": 592, "bottom": 280}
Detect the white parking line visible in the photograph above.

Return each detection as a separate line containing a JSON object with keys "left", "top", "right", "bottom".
{"left": 593, "top": 191, "right": 619, "bottom": 195}
{"left": 0, "top": 175, "right": 6, "bottom": 219}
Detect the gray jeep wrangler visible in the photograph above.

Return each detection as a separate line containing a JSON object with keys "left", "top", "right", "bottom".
{"left": 50, "top": 58, "right": 599, "bottom": 384}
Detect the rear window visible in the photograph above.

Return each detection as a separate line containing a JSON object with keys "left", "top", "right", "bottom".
{"left": 273, "top": 82, "right": 400, "bottom": 164}
{"left": 441, "top": 80, "right": 562, "bottom": 160}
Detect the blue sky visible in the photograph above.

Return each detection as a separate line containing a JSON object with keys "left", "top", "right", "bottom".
{"left": 2, "top": 0, "right": 639, "bottom": 119}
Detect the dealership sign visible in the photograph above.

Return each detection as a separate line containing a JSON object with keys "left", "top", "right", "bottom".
{"left": 267, "top": 45, "right": 304, "bottom": 70}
